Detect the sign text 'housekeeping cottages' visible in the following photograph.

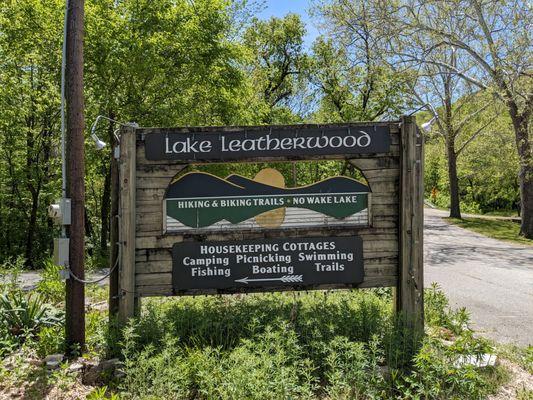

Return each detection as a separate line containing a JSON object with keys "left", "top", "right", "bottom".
{"left": 173, "top": 236, "right": 364, "bottom": 293}
{"left": 145, "top": 125, "right": 390, "bottom": 161}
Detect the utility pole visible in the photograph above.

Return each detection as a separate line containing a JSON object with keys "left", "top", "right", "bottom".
{"left": 65, "top": 0, "right": 86, "bottom": 353}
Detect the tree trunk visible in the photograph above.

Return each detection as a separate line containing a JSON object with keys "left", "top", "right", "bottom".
{"left": 507, "top": 100, "right": 532, "bottom": 239}
{"left": 99, "top": 113, "right": 115, "bottom": 254}
{"left": 446, "top": 139, "right": 461, "bottom": 219}
{"left": 100, "top": 165, "right": 111, "bottom": 253}
{"left": 108, "top": 133, "right": 120, "bottom": 320}
{"left": 519, "top": 163, "right": 533, "bottom": 238}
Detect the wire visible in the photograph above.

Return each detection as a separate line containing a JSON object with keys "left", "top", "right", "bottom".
{"left": 67, "top": 213, "right": 122, "bottom": 285}
{"left": 67, "top": 242, "right": 120, "bottom": 284}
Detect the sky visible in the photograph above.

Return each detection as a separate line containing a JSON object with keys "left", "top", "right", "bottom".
{"left": 256, "top": 0, "right": 320, "bottom": 47}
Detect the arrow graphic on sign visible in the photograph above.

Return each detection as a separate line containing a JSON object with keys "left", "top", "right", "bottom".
{"left": 235, "top": 275, "right": 304, "bottom": 284}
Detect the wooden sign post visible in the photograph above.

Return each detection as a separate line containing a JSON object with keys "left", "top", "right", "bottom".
{"left": 113, "top": 118, "right": 424, "bottom": 336}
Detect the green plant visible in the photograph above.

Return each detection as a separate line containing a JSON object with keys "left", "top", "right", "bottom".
{"left": 516, "top": 388, "right": 533, "bottom": 400}
{"left": 0, "top": 256, "right": 24, "bottom": 292}
{"left": 0, "top": 324, "right": 18, "bottom": 357}
{"left": 36, "top": 259, "right": 64, "bottom": 304}
{"left": 87, "top": 386, "right": 119, "bottom": 400}
{"left": 324, "top": 336, "right": 386, "bottom": 399}
{"left": 0, "top": 290, "right": 63, "bottom": 339}
{"left": 36, "top": 325, "right": 64, "bottom": 358}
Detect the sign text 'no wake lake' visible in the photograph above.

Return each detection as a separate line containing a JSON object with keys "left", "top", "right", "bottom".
{"left": 145, "top": 125, "right": 390, "bottom": 161}
{"left": 172, "top": 236, "right": 364, "bottom": 293}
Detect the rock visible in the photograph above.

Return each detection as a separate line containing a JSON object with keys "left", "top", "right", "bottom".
{"left": 454, "top": 353, "right": 498, "bottom": 368}
{"left": 441, "top": 339, "right": 455, "bottom": 347}
{"left": 28, "top": 358, "right": 43, "bottom": 367}
{"left": 82, "top": 358, "right": 122, "bottom": 386}
{"left": 67, "top": 361, "right": 85, "bottom": 373}
{"left": 44, "top": 353, "right": 64, "bottom": 369}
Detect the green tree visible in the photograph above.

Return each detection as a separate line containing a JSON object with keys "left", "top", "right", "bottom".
{"left": 0, "top": 0, "right": 64, "bottom": 267}
{"left": 243, "top": 14, "right": 308, "bottom": 123}
{"left": 411, "top": 45, "right": 499, "bottom": 218}
{"left": 84, "top": 0, "right": 259, "bottom": 256}
{"left": 310, "top": 1, "right": 412, "bottom": 123}
{"left": 378, "top": 0, "right": 532, "bottom": 237}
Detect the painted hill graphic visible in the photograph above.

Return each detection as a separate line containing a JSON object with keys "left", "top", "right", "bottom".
{"left": 165, "top": 172, "right": 370, "bottom": 228}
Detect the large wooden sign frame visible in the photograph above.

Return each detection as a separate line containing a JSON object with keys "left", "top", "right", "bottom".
{"left": 115, "top": 117, "right": 424, "bottom": 333}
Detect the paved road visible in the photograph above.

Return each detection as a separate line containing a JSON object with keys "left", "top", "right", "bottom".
{"left": 1, "top": 269, "right": 109, "bottom": 291}
{"left": 424, "top": 208, "right": 533, "bottom": 346}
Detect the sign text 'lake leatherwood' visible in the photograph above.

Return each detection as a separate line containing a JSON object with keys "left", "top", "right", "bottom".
{"left": 145, "top": 125, "right": 390, "bottom": 161}
{"left": 172, "top": 236, "right": 364, "bottom": 293}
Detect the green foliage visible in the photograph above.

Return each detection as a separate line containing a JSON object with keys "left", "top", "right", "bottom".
{"left": 0, "top": 0, "right": 263, "bottom": 268}
{"left": 309, "top": 37, "right": 410, "bottom": 123}
{"left": 396, "top": 335, "right": 505, "bottom": 399}
{"left": 423, "top": 96, "right": 520, "bottom": 215}
{"left": 87, "top": 386, "right": 119, "bottom": 400}
{"left": 0, "top": 290, "right": 63, "bottom": 339}
{"left": 36, "top": 259, "right": 64, "bottom": 304}
{"left": 324, "top": 336, "right": 386, "bottom": 399}
{"left": 243, "top": 13, "right": 308, "bottom": 123}
{"left": 112, "top": 288, "right": 504, "bottom": 399}
{"left": 120, "top": 325, "right": 317, "bottom": 399}
{"left": 35, "top": 325, "right": 64, "bottom": 358}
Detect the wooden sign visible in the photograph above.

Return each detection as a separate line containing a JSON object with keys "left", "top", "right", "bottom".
{"left": 172, "top": 236, "right": 364, "bottom": 293}
{"left": 116, "top": 120, "right": 424, "bottom": 336}
{"left": 144, "top": 125, "right": 390, "bottom": 161}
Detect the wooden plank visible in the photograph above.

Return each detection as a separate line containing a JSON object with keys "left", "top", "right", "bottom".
{"left": 363, "top": 169, "right": 400, "bottom": 180}
{"left": 136, "top": 275, "right": 398, "bottom": 297}
{"left": 118, "top": 126, "right": 137, "bottom": 323}
{"left": 136, "top": 177, "right": 175, "bottom": 189}
{"left": 135, "top": 230, "right": 400, "bottom": 250}
{"left": 397, "top": 116, "right": 424, "bottom": 336}
{"left": 136, "top": 163, "right": 187, "bottom": 176}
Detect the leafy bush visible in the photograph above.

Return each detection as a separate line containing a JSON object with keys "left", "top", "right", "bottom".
{"left": 120, "top": 325, "right": 317, "bottom": 399}
{"left": 324, "top": 336, "right": 386, "bottom": 399}
{"left": 36, "top": 259, "right": 64, "bottom": 304}
{"left": 425, "top": 282, "right": 470, "bottom": 335}
{"left": 395, "top": 334, "right": 506, "bottom": 399}
{"left": 0, "top": 290, "right": 63, "bottom": 339}
{"left": 36, "top": 325, "right": 64, "bottom": 358}
{"left": 115, "top": 288, "right": 506, "bottom": 399}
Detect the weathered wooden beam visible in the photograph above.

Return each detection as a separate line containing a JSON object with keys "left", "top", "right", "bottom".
{"left": 118, "top": 126, "right": 137, "bottom": 324}
{"left": 397, "top": 116, "right": 424, "bottom": 337}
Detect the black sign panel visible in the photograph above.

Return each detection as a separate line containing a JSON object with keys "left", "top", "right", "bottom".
{"left": 172, "top": 236, "right": 364, "bottom": 293}
{"left": 145, "top": 126, "right": 390, "bottom": 161}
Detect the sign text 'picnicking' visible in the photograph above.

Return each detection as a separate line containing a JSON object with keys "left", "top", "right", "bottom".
{"left": 145, "top": 125, "right": 390, "bottom": 161}
{"left": 172, "top": 236, "right": 364, "bottom": 293}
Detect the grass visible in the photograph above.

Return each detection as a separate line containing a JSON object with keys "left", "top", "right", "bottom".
{"left": 447, "top": 217, "right": 533, "bottom": 246}
{"left": 497, "top": 344, "right": 533, "bottom": 374}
